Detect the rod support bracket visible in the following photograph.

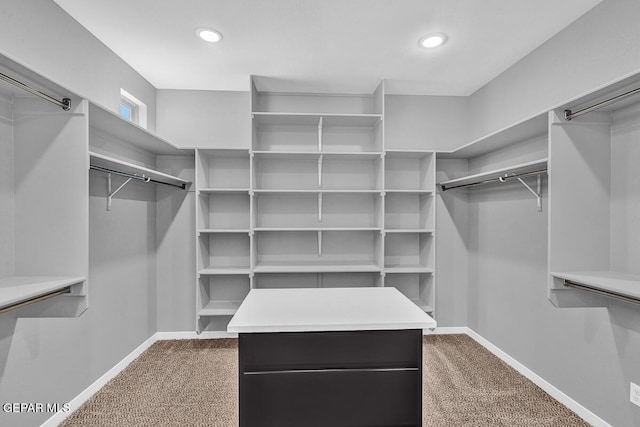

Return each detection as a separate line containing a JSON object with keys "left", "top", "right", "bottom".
{"left": 62, "top": 98, "right": 72, "bottom": 111}
{"left": 564, "top": 109, "right": 573, "bottom": 121}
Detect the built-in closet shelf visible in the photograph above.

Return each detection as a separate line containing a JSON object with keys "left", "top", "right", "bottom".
{"left": 198, "top": 269, "right": 252, "bottom": 276}
{"left": 88, "top": 103, "right": 185, "bottom": 155}
{"left": 254, "top": 227, "right": 383, "bottom": 232}
{"left": 439, "top": 113, "right": 547, "bottom": 159}
{"left": 385, "top": 229, "right": 435, "bottom": 234}
{"left": 384, "top": 267, "right": 434, "bottom": 274}
{"left": 90, "top": 152, "right": 191, "bottom": 189}
{"left": 253, "top": 262, "right": 382, "bottom": 274}
{"left": 437, "top": 158, "right": 548, "bottom": 191}
{"left": 551, "top": 271, "right": 640, "bottom": 302}
{"left": 199, "top": 188, "right": 250, "bottom": 194}
{"left": 198, "top": 229, "right": 251, "bottom": 235}
{"left": 198, "top": 301, "right": 242, "bottom": 316}
{"left": 252, "top": 151, "right": 384, "bottom": 159}
{"left": 384, "top": 190, "right": 434, "bottom": 195}
{"left": 252, "top": 112, "right": 382, "bottom": 127}
{"left": 252, "top": 189, "right": 383, "bottom": 194}
{"left": 0, "top": 276, "right": 85, "bottom": 311}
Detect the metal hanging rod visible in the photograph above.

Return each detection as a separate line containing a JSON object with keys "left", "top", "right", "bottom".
{"left": 0, "top": 71, "right": 71, "bottom": 111}
{"left": 89, "top": 165, "right": 187, "bottom": 189}
{"left": 564, "top": 86, "right": 640, "bottom": 121}
{"left": 440, "top": 169, "right": 547, "bottom": 192}
{"left": 0, "top": 287, "right": 71, "bottom": 315}
{"left": 563, "top": 280, "right": 640, "bottom": 305}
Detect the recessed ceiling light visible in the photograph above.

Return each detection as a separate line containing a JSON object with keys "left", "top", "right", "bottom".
{"left": 419, "top": 33, "right": 447, "bottom": 49}
{"left": 197, "top": 28, "right": 223, "bottom": 43}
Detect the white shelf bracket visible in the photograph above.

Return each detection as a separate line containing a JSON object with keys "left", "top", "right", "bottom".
{"left": 317, "top": 230, "right": 323, "bottom": 256}
{"left": 107, "top": 172, "right": 145, "bottom": 211}
{"left": 318, "top": 154, "right": 323, "bottom": 188}
{"left": 509, "top": 173, "right": 542, "bottom": 212}
{"left": 318, "top": 192, "right": 323, "bottom": 222}
{"left": 318, "top": 116, "right": 323, "bottom": 152}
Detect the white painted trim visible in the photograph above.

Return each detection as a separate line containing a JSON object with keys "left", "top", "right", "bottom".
{"left": 40, "top": 334, "right": 158, "bottom": 427}
{"left": 426, "top": 326, "right": 469, "bottom": 335}
{"left": 155, "top": 331, "right": 238, "bottom": 340}
{"left": 41, "top": 327, "right": 610, "bottom": 427}
{"left": 464, "top": 328, "right": 611, "bottom": 427}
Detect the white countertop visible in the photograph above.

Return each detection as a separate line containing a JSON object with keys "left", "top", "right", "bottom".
{"left": 227, "top": 287, "right": 437, "bottom": 333}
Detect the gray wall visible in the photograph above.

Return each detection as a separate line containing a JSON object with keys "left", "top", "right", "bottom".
{"left": 385, "top": 95, "right": 469, "bottom": 152}
{"left": 156, "top": 156, "right": 196, "bottom": 332}
{"left": 156, "top": 90, "right": 251, "bottom": 149}
{"left": 0, "top": 0, "right": 157, "bottom": 132}
{"left": 468, "top": 0, "right": 640, "bottom": 142}
{"left": 0, "top": 93, "right": 14, "bottom": 279}
{"left": 455, "top": 2, "right": 640, "bottom": 425}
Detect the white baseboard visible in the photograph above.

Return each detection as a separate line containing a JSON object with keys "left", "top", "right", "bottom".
{"left": 42, "top": 327, "right": 610, "bottom": 427}
{"left": 428, "top": 326, "right": 469, "bottom": 335}
{"left": 41, "top": 333, "right": 158, "bottom": 427}
{"left": 155, "top": 331, "right": 238, "bottom": 340}
{"left": 463, "top": 327, "right": 611, "bottom": 427}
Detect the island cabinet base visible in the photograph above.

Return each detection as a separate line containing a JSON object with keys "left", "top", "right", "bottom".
{"left": 238, "top": 329, "right": 423, "bottom": 427}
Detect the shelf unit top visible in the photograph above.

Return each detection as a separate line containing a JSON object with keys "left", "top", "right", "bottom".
{"left": 254, "top": 227, "right": 382, "bottom": 232}
{"left": 252, "top": 112, "right": 382, "bottom": 127}
{"left": 385, "top": 149, "right": 434, "bottom": 158}
{"left": 90, "top": 152, "right": 192, "bottom": 188}
{"left": 437, "top": 158, "right": 548, "bottom": 191}
{"left": 89, "top": 102, "right": 186, "bottom": 156}
{"left": 439, "top": 113, "right": 547, "bottom": 159}
{"left": 252, "top": 189, "right": 384, "bottom": 194}
{"left": 199, "top": 268, "right": 252, "bottom": 276}
{"left": 0, "top": 276, "right": 85, "bottom": 310}
{"left": 253, "top": 261, "right": 382, "bottom": 274}
{"left": 551, "top": 271, "right": 640, "bottom": 301}
{"left": 227, "top": 287, "right": 436, "bottom": 333}
{"left": 198, "top": 188, "right": 251, "bottom": 194}
{"left": 252, "top": 151, "right": 384, "bottom": 160}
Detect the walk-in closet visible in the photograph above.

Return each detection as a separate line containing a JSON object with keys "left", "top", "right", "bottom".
{"left": 1, "top": 1, "right": 640, "bottom": 426}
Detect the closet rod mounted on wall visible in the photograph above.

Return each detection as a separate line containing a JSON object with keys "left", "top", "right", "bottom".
{"left": 89, "top": 165, "right": 187, "bottom": 189}
{"left": 440, "top": 169, "right": 547, "bottom": 192}
{"left": 0, "top": 287, "right": 71, "bottom": 315}
{"left": 564, "top": 86, "right": 640, "bottom": 121}
{"left": 563, "top": 280, "right": 640, "bottom": 305}
{"left": 0, "top": 72, "right": 71, "bottom": 111}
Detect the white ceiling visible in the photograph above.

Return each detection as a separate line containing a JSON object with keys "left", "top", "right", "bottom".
{"left": 53, "top": 0, "right": 602, "bottom": 95}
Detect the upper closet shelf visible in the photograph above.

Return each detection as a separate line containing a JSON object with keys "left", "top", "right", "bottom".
{"left": 551, "top": 271, "right": 640, "bottom": 304}
{"left": 0, "top": 276, "right": 85, "bottom": 314}
{"left": 439, "top": 114, "right": 547, "bottom": 159}
{"left": 90, "top": 152, "right": 191, "bottom": 189}
{"left": 89, "top": 102, "right": 185, "bottom": 155}
{"left": 252, "top": 112, "right": 382, "bottom": 127}
{"left": 252, "top": 151, "right": 383, "bottom": 159}
{"left": 438, "top": 158, "right": 547, "bottom": 192}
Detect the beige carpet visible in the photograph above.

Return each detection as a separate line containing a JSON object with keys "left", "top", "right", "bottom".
{"left": 60, "top": 334, "right": 589, "bottom": 427}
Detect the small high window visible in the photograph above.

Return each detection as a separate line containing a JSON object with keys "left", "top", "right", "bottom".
{"left": 119, "top": 89, "right": 147, "bottom": 129}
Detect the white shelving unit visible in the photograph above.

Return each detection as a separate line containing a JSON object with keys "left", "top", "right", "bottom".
{"left": 1, "top": 59, "right": 89, "bottom": 318}
{"left": 548, "top": 77, "right": 640, "bottom": 307}
{"left": 194, "top": 80, "right": 437, "bottom": 332}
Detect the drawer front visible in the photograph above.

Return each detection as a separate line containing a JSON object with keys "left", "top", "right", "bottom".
{"left": 240, "top": 369, "right": 421, "bottom": 427}
{"left": 239, "top": 329, "right": 422, "bottom": 371}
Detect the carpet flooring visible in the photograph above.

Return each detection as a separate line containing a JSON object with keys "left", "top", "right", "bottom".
{"left": 59, "top": 334, "right": 590, "bottom": 426}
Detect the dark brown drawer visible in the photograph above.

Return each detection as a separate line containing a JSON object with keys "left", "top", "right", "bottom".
{"left": 240, "top": 368, "right": 421, "bottom": 427}
{"left": 239, "top": 329, "right": 422, "bottom": 371}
